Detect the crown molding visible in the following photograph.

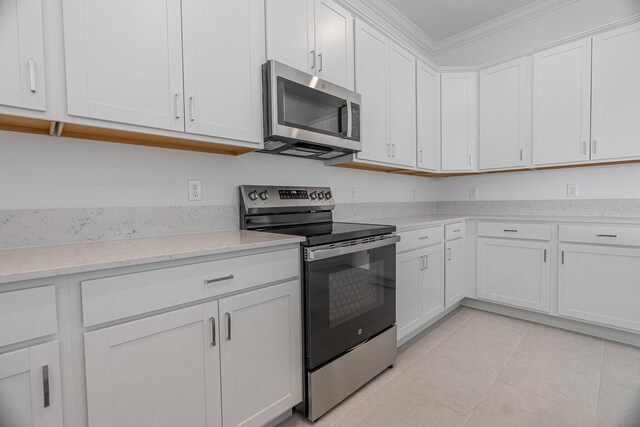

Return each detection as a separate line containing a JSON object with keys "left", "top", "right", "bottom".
{"left": 432, "top": 0, "right": 579, "bottom": 54}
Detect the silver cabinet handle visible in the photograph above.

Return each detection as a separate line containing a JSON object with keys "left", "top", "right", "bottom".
{"left": 175, "top": 93, "right": 181, "bottom": 119}
{"left": 318, "top": 53, "right": 323, "bottom": 71}
{"left": 582, "top": 141, "right": 587, "bottom": 155}
{"left": 310, "top": 50, "right": 316, "bottom": 69}
{"left": 418, "top": 236, "right": 429, "bottom": 240}
{"left": 597, "top": 234, "right": 617, "bottom": 238}
{"left": 189, "top": 96, "right": 196, "bottom": 122}
{"left": 448, "top": 248, "right": 452, "bottom": 261}
{"left": 519, "top": 149, "right": 523, "bottom": 161}
{"left": 503, "top": 229, "right": 518, "bottom": 233}
{"left": 225, "top": 312, "right": 231, "bottom": 341}
{"left": 419, "top": 150, "right": 423, "bottom": 162}
{"left": 210, "top": 317, "right": 216, "bottom": 347}
{"left": 392, "top": 144, "right": 396, "bottom": 157}
{"left": 204, "top": 274, "right": 234, "bottom": 285}
{"left": 28, "top": 58, "right": 37, "bottom": 93}
{"left": 592, "top": 139, "right": 597, "bottom": 154}
{"left": 452, "top": 229, "right": 461, "bottom": 233}
{"left": 468, "top": 154, "right": 472, "bottom": 166}
{"left": 42, "top": 365, "right": 50, "bottom": 408}
{"left": 561, "top": 250, "right": 565, "bottom": 265}
{"left": 543, "top": 249, "right": 547, "bottom": 263}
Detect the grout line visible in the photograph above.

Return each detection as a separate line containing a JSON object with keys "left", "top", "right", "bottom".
{"left": 595, "top": 339, "right": 605, "bottom": 423}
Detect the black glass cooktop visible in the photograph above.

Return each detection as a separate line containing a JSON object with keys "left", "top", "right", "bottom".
{"left": 264, "top": 222, "right": 396, "bottom": 246}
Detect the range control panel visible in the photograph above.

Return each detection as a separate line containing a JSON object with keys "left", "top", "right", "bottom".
{"left": 240, "top": 185, "right": 335, "bottom": 214}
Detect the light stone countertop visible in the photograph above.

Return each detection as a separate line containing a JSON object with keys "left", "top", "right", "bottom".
{"left": 0, "top": 230, "right": 305, "bottom": 285}
{"left": 363, "top": 214, "right": 640, "bottom": 231}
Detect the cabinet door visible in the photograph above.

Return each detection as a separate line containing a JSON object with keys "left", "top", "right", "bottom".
{"left": 265, "top": 0, "right": 314, "bottom": 73}
{"left": 0, "top": 341, "right": 63, "bottom": 427}
{"left": 354, "top": 20, "right": 389, "bottom": 164}
{"left": 219, "top": 281, "right": 302, "bottom": 427}
{"left": 182, "top": 0, "right": 264, "bottom": 143}
{"left": 479, "top": 58, "right": 529, "bottom": 170}
{"left": 0, "top": 0, "right": 46, "bottom": 111}
{"left": 314, "top": 0, "right": 354, "bottom": 90}
{"left": 62, "top": 0, "right": 185, "bottom": 131}
{"left": 388, "top": 43, "right": 417, "bottom": 168}
{"left": 532, "top": 39, "right": 591, "bottom": 165}
{"left": 559, "top": 244, "right": 640, "bottom": 332}
{"left": 396, "top": 249, "right": 423, "bottom": 342}
{"left": 445, "top": 239, "right": 465, "bottom": 307}
{"left": 416, "top": 61, "right": 440, "bottom": 171}
{"left": 477, "top": 238, "right": 551, "bottom": 312}
{"left": 441, "top": 73, "right": 478, "bottom": 172}
{"left": 84, "top": 303, "right": 222, "bottom": 427}
{"left": 422, "top": 244, "right": 445, "bottom": 322}
{"left": 592, "top": 23, "right": 640, "bottom": 161}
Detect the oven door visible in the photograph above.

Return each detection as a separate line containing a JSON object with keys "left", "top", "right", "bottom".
{"left": 304, "top": 235, "right": 398, "bottom": 370}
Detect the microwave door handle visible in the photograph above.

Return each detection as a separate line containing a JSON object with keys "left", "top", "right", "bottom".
{"left": 346, "top": 99, "right": 353, "bottom": 139}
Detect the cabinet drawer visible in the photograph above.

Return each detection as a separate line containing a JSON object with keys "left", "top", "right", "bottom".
{"left": 445, "top": 222, "right": 465, "bottom": 240}
{"left": 478, "top": 222, "right": 551, "bottom": 241}
{"left": 81, "top": 248, "right": 299, "bottom": 327}
{"left": 559, "top": 224, "right": 640, "bottom": 247}
{"left": 0, "top": 285, "right": 57, "bottom": 347}
{"left": 397, "top": 226, "right": 444, "bottom": 253}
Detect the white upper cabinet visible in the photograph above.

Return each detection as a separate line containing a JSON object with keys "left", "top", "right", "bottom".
{"left": 416, "top": 61, "right": 440, "bottom": 171}
{"left": 441, "top": 73, "right": 478, "bottom": 172}
{"left": 265, "top": 0, "right": 315, "bottom": 74}
{"left": 591, "top": 22, "right": 640, "bottom": 161}
{"left": 314, "top": 0, "right": 355, "bottom": 90}
{"left": 182, "top": 0, "right": 264, "bottom": 143}
{"left": 62, "top": 0, "right": 185, "bottom": 131}
{"left": 532, "top": 39, "right": 592, "bottom": 166}
{"left": 265, "top": 0, "right": 354, "bottom": 90}
{"left": 354, "top": 20, "right": 389, "bottom": 164}
{"left": 0, "top": 0, "right": 47, "bottom": 112}
{"left": 388, "top": 43, "right": 416, "bottom": 168}
{"left": 479, "top": 58, "right": 529, "bottom": 170}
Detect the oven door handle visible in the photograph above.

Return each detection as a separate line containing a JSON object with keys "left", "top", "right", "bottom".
{"left": 305, "top": 234, "right": 401, "bottom": 261}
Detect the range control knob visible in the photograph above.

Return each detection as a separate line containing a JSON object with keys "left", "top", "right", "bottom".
{"left": 259, "top": 191, "right": 269, "bottom": 200}
{"left": 310, "top": 191, "right": 318, "bottom": 200}
{"left": 324, "top": 191, "right": 332, "bottom": 200}
{"left": 318, "top": 192, "right": 325, "bottom": 200}
{"left": 248, "top": 191, "right": 258, "bottom": 201}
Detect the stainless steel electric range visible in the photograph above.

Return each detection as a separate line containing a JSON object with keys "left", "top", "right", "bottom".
{"left": 239, "top": 185, "right": 398, "bottom": 422}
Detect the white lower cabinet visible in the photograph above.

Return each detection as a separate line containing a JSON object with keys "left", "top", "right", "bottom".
{"left": 0, "top": 340, "right": 63, "bottom": 427}
{"left": 84, "top": 302, "right": 223, "bottom": 427}
{"left": 477, "top": 238, "right": 551, "bottom": 312}
{"left": 84, "top": 280, "right": 301, "bottom": 427}
{"left": 219, "top": 280, "right": 302, "bottom": 427}
{"left": 558, "top": 244, "right": 640, "bottom": 332}
{"left": 396, "top": 244, "right": 445, "bottom": 343}
{"left": 445, "top": 239, "right": 465, "bottom": 308}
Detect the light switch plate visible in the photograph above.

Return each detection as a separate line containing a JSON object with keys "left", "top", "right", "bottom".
{"left": 469, "top": 188, "right": 479, "bottom": 200}
{"left": 567, "top": 184, "right": 578, "bottom": 198}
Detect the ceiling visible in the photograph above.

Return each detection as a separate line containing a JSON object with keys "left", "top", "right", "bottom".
{"left": 385, "top": 0, "right": 542, "bottom": 42}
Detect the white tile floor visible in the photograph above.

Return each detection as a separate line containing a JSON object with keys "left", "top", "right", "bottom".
{"left": 278, "top": 307, "right": 640, "bottom": 427}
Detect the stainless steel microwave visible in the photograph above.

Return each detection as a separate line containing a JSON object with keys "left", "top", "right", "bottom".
{"left": 261, "top": 60, "right": 362, "bottom": 160}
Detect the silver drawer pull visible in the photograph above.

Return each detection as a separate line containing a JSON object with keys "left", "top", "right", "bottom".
{"left": 204, "top": 274, "right": 234, "bottom": 284}
{"left": 503, "top": 229, "right": 518, "bottom": 233}
{"left": 418, "top": 236, "right": 429, "bottom": 240}
{"left": 225, "top": 312, "right": 232, "bottom": 341}
{"left": 42, "top": 365, "right": 50, "bottom": 408}
{"left": 597, "top": 234, "right": 617, "bottom": 238}
{"left": 452, "top": 229, "right": 461, "bottom": 233}
{"left": 210, "top": 317, "right": 216, "bottom": 347}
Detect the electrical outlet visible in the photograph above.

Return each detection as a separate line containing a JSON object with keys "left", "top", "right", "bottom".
{"left": 349, "top": 187, "right": 356, "bottom": 202}
{"left": 567, "top": 184, "right": 578, "bottom": 198}
{"left": 469, "top": 188, "right": 479, "bottom": 200}
{"left": 188, "top": 180, "right": 202, "bottom": 201}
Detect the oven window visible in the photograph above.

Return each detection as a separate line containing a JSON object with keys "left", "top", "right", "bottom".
{"left": 277, "top": 77, "right": 346, "bottom": 137}
{"left": 328, "top": 257, "right": 384, "bottom": 328}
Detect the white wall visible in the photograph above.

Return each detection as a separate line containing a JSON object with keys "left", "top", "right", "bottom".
{"left": 435, "top": 163, "right": 640, "bottom": 201}
{"left": 435, "top": 0, "right": 640, "bottom": 66}
{"left": 0, "top": 131, "right": 435, "bottom": 210}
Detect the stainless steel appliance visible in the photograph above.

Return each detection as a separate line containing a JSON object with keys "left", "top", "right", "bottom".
{"left": 261, "top": 60, "right": 362, "bottom": 160}
{"left": 240, "top": 185, "right": 398, "bottom": 422}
